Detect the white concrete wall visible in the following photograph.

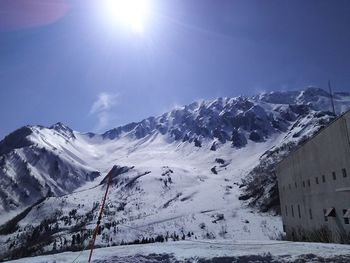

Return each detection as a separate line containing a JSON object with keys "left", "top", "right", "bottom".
{"left": 276, "top": 111, "right": 350, "bottom": 241}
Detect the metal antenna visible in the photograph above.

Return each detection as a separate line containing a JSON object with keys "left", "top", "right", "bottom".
{"left": 328, "top": 80, "right": 336, "bottom": 116}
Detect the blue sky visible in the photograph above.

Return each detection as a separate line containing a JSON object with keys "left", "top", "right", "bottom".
{"left": 1, "top": 0, "right": 350, "bottom": 139}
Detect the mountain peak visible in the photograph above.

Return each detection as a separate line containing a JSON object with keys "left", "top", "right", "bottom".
{"left": 49, "top": 122, "right": 75, "bottom": 139}
{"left": 50, "top": 121, "right": 68, "bottom": 129}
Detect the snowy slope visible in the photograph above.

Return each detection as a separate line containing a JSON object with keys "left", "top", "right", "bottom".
{"left": 0, "top": 133, "right": 285, "bottom": 260}
{"left": 1, "top": 87, "right": 350, "bottom": 261}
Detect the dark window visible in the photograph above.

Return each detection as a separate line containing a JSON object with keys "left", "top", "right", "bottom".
{"left": 307, "top": 179, "right": 310, "bottom": 187}
{"left": 295, "top": 182, "right": 297, "bottom": 188}
{"left": 324, "top": 209, "right": 328, "bottom": 222}
{"left": 325, "top": 207, "right": 336, "bottom": 217}
{"left": 309, "top": 208, "right": 313, "bottom": 220}
{"left": 285, "top": 205, "right": 288, "bottom": 216}
{"left": 283, "top": 224, "right": 286, "bottom": 232}
{"left": 289, "top": 184, "right": 291, "bottom": 190}
{"left": 343, "top": 210, "right": 349, "bottom": 225}
{"left": 291, "top": 205, "right": 294, "bottom": 217}
{"left": 298, "top": 205, "right": 301, "bottom": 218}
{"left": 303, "top": 181, "right": 305, "bottom": 188}
{"left": 315, "top": 177, "right": 319, "bottom": 184}
{"left": 322, "top": 175, "right": 326, "bottom": 183}
{"left": 342, "top": 168, "right": 347, "bottom": 178}
{"left": 283, "top": 186, "right": 285, "bottom": 191}
{"left": 332, "top": 172, "right": 336, "bottom": 180}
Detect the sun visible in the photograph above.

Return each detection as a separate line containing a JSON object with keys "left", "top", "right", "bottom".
{"left": 103, "top": 0, "right": 150, "bottom": 33}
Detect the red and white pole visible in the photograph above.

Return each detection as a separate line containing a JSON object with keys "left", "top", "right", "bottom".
{"left": 88, "top": 167, "right": 114, "bottom": 262}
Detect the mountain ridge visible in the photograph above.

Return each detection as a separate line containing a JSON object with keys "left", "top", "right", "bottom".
{"left": 0, "top": 87, "right": 350, "bottom": 260}
{"left": 0, "top": 87, "right": 348, "bottom": 215}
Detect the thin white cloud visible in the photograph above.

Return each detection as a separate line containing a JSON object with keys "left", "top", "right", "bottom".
{"left": 90, "top": 92, "right": 118, "bottom": 114}
{"left": 90, "top": 92, "right": 119, "bottom": 131}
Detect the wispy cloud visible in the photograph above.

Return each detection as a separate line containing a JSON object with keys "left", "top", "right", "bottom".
{"left": 90, "top": 92, "right": 119, "bottom": 131}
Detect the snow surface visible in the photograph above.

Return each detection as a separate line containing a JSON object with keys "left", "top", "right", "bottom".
{"left": 5, "top": 240, "right": 350, "bottom": 263}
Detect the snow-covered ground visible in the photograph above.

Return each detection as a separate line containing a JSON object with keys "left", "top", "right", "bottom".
{"left": 5, "top": 240, "right": 350, "bottom": 263}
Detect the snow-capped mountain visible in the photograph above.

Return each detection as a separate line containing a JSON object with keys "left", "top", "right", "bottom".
{"left": 0, "top": 123, "right": 100, "bottom": 214}
{"left": 0, "top": 87, "right": 350, "bottom": 261}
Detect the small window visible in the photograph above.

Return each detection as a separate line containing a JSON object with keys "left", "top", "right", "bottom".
{"left": 307, "top": 179, "right": 311, "bottom": 187}
{"left": 298, "top": 205, "right": 301, "bottom": 219}
{"left": 309, "top": 208, "right": 313, "bottom": 220}
{"left": 295, "top": 182, "right": 297, "bottom": 188}
{"left": 285, "top": 205, "right": 288, "bottom": 216}
{"left": 332, "top": 172, "right": 336, "bottom": 180}
{"left": 344, "top": 208, "right": 350, "bottom": 218}
{"left": 343, "top": 210, "right": 349, "bottom": 225}
{"left": 342, "top": 168, "right": 347, "bottom": 178}
{"left": 315, "top": 177, "right": 319, "bottom": 184}
{"left": 289, "top": 184, "right": 291, "bottom": 190}
{"left": 303, "top": 181, "right": 305, "bottom": 188}
{"left": 323, "top": 209, "right": 328, "bottom": 222}
{"left": 283, "top": 186, "right": 285, "bottom": 191}
{"left": 291, "top": 205, "right": 294, "bottom": 217}
{"left": 324, "top": 207, "right": 336, "bottom": 223}
{"left": 283, "top": 224, "right": 286, "bottom": 232}
{"left": 322, "top": 175, "right": 326, "bottom": 183}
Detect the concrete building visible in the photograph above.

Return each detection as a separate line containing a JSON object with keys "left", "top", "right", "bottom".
{"left": 276, "top": 111, "right": 350, "bottom": 243}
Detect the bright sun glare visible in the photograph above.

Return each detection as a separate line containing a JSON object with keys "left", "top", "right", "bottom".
{"left": 104, "top": 0, "right": 150, "bottom": 33}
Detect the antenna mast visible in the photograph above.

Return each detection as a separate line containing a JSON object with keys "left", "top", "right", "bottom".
{"left": 328, "top": 80, "right": 336, "bottom": 116}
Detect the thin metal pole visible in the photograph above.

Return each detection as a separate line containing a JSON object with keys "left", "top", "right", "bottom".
{"left": 88, "top": 168, "right": 114, "bottom": 262}
{"left": 328, "top": 80, "right": 336, "bottom": 115}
